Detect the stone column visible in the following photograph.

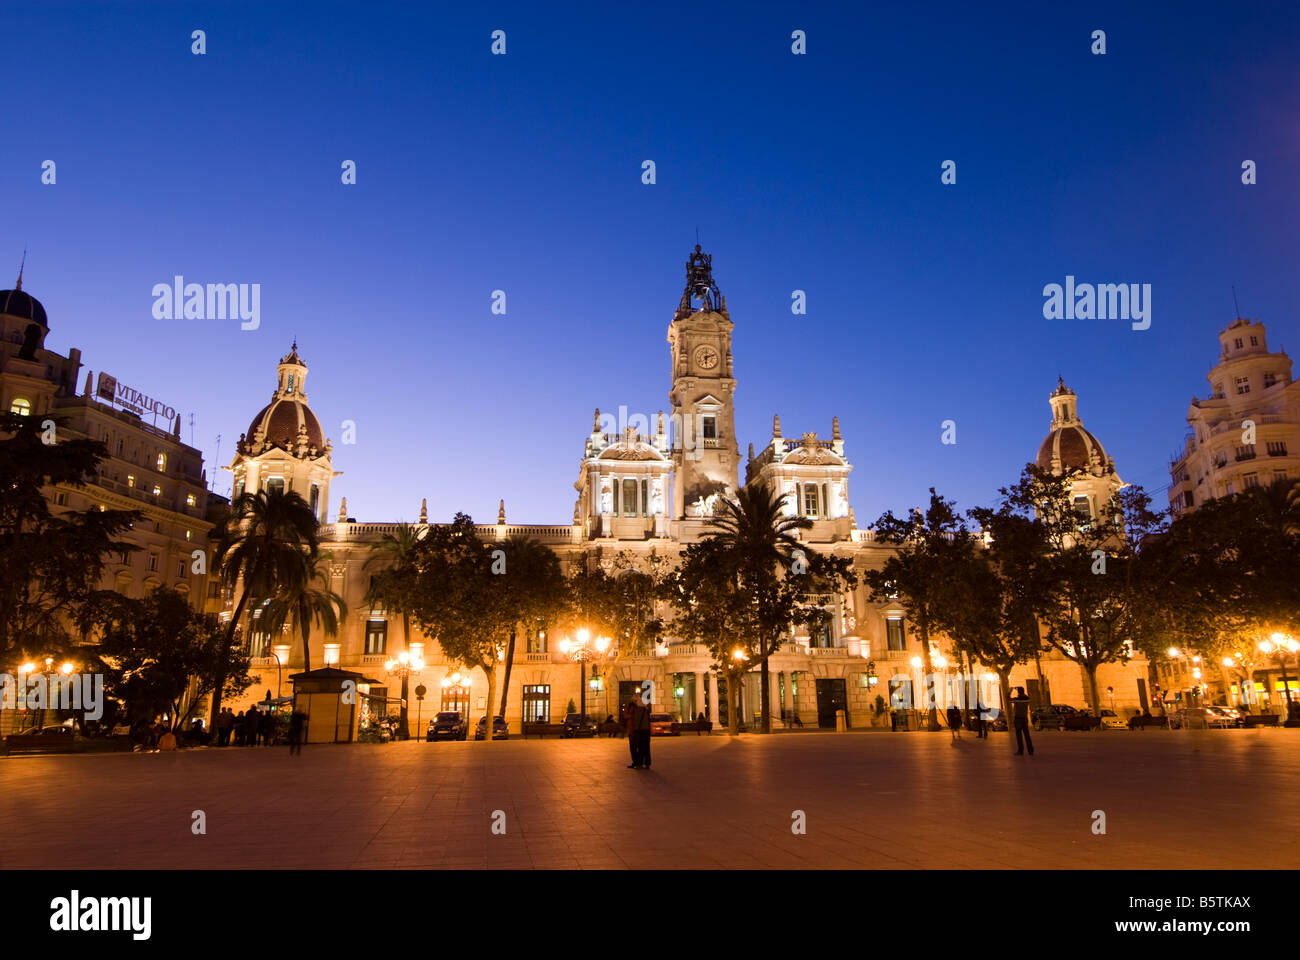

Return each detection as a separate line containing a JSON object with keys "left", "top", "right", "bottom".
{"left": 707, "top": 672, "right": 719, "bottom": 726}
{"left": 770, "top": 668, "right": 783, "bottom": 728}
{"left": 694, "top": 672, "right": 705, "bottom": 722}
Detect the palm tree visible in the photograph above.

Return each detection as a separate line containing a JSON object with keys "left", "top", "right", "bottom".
{"left": 364, "top": 523, "right": 425, "bottom": 738}
{"left": 265, "top": 551, "right": 347, "bottom": 674}
{"left": 703, "top": 484, "right": 811, "bottom": 733}
{"left": 208, "top": 488, "right": 320, "bottom": 730}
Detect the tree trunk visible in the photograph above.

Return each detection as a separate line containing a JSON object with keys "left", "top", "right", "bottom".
{"left": 482, "top": 660, "right": 498, "bottom": 743}
{"left": 400, "top": 612, "right": 412, "bottom": 739}
{"left": 728, "top": 672, "right": 740, "bottom": 735}
{"left": 499, "top": 626, "right": 517, "bottom": 718}
{"left": 997, "top": 669, "right": 1013, "bottom": 730}
{"left": 1085, "top": 663, "right": 1102, "bottom": 718}
{"left": 759, "top": 654, "right": 771, "bottom": 734}
{"left": 299, "top": 618, "right": 312, "bottom": 673}
{"left": 208, "top": 590, "right": 250, "bottom": 732}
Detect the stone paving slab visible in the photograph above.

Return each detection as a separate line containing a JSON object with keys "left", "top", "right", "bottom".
{"left": 2, "top": 729, "right": 1296, "bottom": 869}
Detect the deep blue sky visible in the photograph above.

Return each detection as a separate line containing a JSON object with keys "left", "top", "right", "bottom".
{"left": 7, "top": 1, "right": 1299, "bottom": 524}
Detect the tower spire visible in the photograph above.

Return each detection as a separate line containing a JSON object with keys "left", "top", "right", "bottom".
{"left": 16, "top": 247, "right": 25, "bottom": 290}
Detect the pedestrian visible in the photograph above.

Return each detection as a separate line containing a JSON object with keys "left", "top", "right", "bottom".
{"left": 1010, "top": 686, "right": 1034, "bottom": 756}
{"left": 287, "top": 710, "right": 306, "bottom": 755}
{"left": 631, "top": 690, "right": 652, "bottom": 769}
{"left": 257, "top": 708, "right": 272, "bottom": 746}
{"left": 233, "top": 710, "right": 246, "bottom": 747}
{"left": 945, "top": 703, "right": 962, "bottom": 743}
{"left": 973, "top": 694, "right": 988, "bottom": 739}
{"left": 217, "top": 708, "right": 232, "bottom": 747}
{"left": 622, "top": 700, "right": 637, "bottom": 766}
{"left": 243, "top": 708, "right": 259, "bottom": 746}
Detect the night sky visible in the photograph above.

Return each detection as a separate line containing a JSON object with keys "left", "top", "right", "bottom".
{"left": 7, "top": 1, "right": 1298, "bottom": 525}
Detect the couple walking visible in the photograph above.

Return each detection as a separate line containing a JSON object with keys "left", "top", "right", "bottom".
{"left": 622, "top": 691, "right": 652, "bottom": 769}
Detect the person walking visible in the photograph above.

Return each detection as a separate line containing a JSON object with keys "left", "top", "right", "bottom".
{"left": 257, "top": 708, "right": 272, "bottom": 747}
{"left": 631, "top": 690, "right": 652, "bottom": 769}
{"left": 287, "top": 710, "right": 306, "bottom": 756}
{"left": 945, "top": 703, "right": 962, "bottom": 743}
{"left": 973, "top": 692, "right": 988, "bottom": 738}
{"left": 243, "top": 708, "right": 260, "bottom": 747}
{"left": 1010, "top": 686, "right": 1034, "bottom": 756}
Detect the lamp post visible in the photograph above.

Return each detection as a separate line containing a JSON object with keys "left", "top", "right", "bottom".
{"left": 24, "top": 658, "right": 75, "bottom": 731}
{"left": 1258, "top": 633, "right": 1299, "bottom": 717}
{"left": 271, "top": 644, "right": 291, "bottom": 699}
{"left": 558, "top": 629, "right": 610, "bottom": 718}
{"left": 384, "top": 648, "right": 425, "bottom": 740}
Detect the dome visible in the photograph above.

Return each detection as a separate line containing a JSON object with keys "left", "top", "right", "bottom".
{"left": 0, "top": 288, "right": 48, "bottom": 327}
{"left": 1036, "top": 424, "right": 1108, "bottom": 473}
{"left": 247, "top": 397, "right": 324, "bottom": 451}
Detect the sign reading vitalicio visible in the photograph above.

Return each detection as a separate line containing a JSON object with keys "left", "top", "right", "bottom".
{"left": 95, "top": 372, "right": 177, "bottom": 423}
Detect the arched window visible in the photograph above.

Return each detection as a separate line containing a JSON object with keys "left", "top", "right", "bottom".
{"left": 9, "top": 397, "right": 31, "bottom": 416}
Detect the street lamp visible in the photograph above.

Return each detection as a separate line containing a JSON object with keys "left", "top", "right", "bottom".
{"left": 384, "top": 647, "right": 425, "bottom": 740}
{"left": 558, "top": 629, "right": 610, "bottom": 717}
{"left": 1258, "top": 632, "right": 1299, "bottom": 715}
{"left": 271, "top": 644, "right": 291, "bottom": 698}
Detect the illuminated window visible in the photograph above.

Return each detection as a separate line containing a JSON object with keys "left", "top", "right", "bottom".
{"left": 127, "top": 475, "right": 136, "bottom": 488}
{"left": 9, "top": 398, "right": 31, "bottom": 416}
{"left": 152, "top": 485, "right": 162, "bottom": 497}
{"left": 886, "top": 617, "right": 906, "bottom": 651}
{"left": 156, "top": 452, "right": 166, "bottom": 471}
{"left": 621, "top": 478, "right": 638, "bottom": 517}
{"left": 185, "top": 529, "right": 192, "bottom": 541}
{"left": 364, "top": 619, "right": 388, "bottom": 655}
{"left": 186, "top": 493, "right": 197, "bottom": 507}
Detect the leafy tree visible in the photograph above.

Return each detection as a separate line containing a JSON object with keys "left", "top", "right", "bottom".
{"left": 938, "top": 508, "right": 1047, "bottom": 722}
{"left": 0, "top": 411, "right": 139, "bottom": 661}
{"left": 209, "top": 488, "right": 319, "bottom": 729}
{"left": 407, "top": 515, "right": 564, "bottom": 742}
{"left": 864, "top": 488, "right": 974, "bottom": 730}
{"left": 87, "top": 588, "right": 252, "bottom": 731}
{"left": 364, "top": 523, "right": 425, "bottom": 736}
{"left": 998, "top": 465, "right": 1166, "bottom": 717}
{"left": 494, "top": 534, "right": 567, "bottom": 718}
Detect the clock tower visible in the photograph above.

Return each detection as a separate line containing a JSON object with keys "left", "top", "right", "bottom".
{"left": 668, "top": 245, "right": 739, "bottom": 518}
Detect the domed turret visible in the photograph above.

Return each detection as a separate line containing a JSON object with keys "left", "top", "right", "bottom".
{"left": 240, "top": 342, "right": 325, "bottom": 454}
{"left": 1035, "top": 378, "right": 1113, "bottom": 477}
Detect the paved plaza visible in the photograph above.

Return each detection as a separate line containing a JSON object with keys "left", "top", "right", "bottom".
{"left": 2, "top": 729, "right": 1296, "bottom": 870}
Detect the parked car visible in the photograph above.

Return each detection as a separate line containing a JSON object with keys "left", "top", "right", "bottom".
{"left": 561, "top": 713, "right": 597, "bottom": 738}
{"left": 475, "top": 716, "right": 509, "bottom": 740}
{"left": 1127, "top": 711, "right": 1168, "bottom": 730}
{"left": 1205, "top": 705, "right": 1243, "bottom": 728}
{"left": 4, "top": 723, "right": 82, "bottom": 754}
{"left": 1031, "top": 704, "right": 1078, "bottom": 731}
{"left": 1168, "top": 707, "right": 1211, "bottom": 730}
{"left": 649, "top": 713, "right": 676, "bottom": 736}
{"left": 1062, "top": 711, "right": 1102, "bottom": 731}
{"left": 426, "top": 711, "right": 468, "bottom": 741}
{"left": 1098, "top": 709, "right": 1127, "bottom": 730}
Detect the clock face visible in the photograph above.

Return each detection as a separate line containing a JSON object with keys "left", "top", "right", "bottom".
{"left": 694, "top": 345, "right": 719, "bottom": 370}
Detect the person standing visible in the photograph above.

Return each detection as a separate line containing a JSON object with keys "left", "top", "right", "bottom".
{"left": 631, "top": 691, "right": 652, "bottom": 769}
{"left": 287, "top": 710, "right": 306, "bottom": 756}
{"left": 945, "top": 703, "right": 962, "bottom": 743}
{"left": 623, "top": 700, "right": 638, "bottom": 767}
{"left": 1010, "top": 686, "right": 1034, "bottom": 756}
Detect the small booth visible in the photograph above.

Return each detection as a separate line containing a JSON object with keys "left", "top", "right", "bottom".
{"left": 288, "top": 667, "right": 382, "bottom": 744}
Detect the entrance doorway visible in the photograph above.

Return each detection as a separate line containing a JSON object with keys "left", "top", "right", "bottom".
{"left": 815, "top": 678, "right": 848, "bottom": 729}
{"left": 441, "top": 685, "right": 470, "bottom": 714}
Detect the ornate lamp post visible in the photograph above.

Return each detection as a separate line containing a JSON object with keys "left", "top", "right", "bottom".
{"left": 384, "top": 647, "right": 425, "bottom": 740}
{"left": 1258, "top": 633, "right": 1299, "bottom": 717}
{"left": 558, "top": 629, "right": 610, "bottom": 717}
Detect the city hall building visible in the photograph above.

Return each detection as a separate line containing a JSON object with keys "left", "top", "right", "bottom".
{"left": 2, "top": 250, "right": 1153, "bottom": 736}
{"left": 214, "top": 247, "right": 1152, "bottom": 735}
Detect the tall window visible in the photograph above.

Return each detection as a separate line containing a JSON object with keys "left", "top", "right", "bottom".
{"left": 365, "top": 619, "right": 388, "bottom": 655}
{"left": 266, "top": 477, "right": 286, "bottom": 495}
{"left": 886, "top": 617, "right": 906, "bottom": 651}
{"left": 622, "top": 478, "right": 638, "bottom": 517}
{"left": 1267, "top": 441, "right": 1288, "bottom": 457}
{"left": 701, "top": 415, "right": 717, "bottom": 440}
{"left": 803, "top": 484, "right": 819, "bottom": 517}
{"left": 1243, "top": 473, "right": 1259, "bottom": 489}
{"left": 1264, "top": 372, "right": 1278, "bottom": 388}
{"left": 522, "top": 685, "right": 551, "bottom": 723}
{"left": 811, "top": 619, "right": 833, "bottom": 648}
{"left": 156, "top": 452, "right": 167, "bottom": 471}
{"left": 1235, "top": 376, "right": 1250, "bottom": 395}
{"left": 9, "top": 398, "right": 31, "bottom": 416}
